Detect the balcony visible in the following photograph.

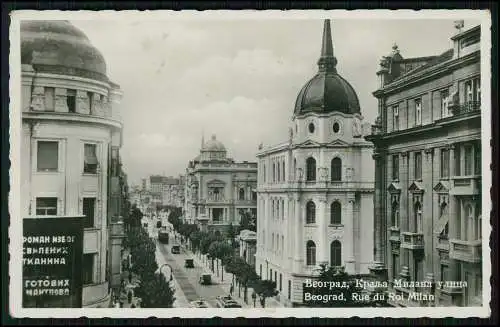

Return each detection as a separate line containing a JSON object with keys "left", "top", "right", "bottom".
{"left": 451, "top": 101, "right": 481, "bottom": 116}
{"left": 449, "top": 239, "right": 481, "bottom": 263}
{"left": 400, "top": 232, "right": 424, "bottom": 250}
{"left": 450, "top": 176, "right": 481, "bottom": 196}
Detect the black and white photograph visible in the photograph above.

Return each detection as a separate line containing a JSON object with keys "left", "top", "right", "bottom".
{"left": 8, "top": 9, "right": 491, "bottom": 318}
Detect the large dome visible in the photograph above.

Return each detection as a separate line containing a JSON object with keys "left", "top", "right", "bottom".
{"left": 21, "top": 20, "right": 108, "bottom": 82}
{"left": 294, "top": 20, "right": 360, "bottom": 116}
{"left": 203, "top": 134, "right": 226, "bottom": 152}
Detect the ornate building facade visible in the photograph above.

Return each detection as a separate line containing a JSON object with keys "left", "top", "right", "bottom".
{"left": 184, "top": 135, "right": 257, "bottom": 234}
{"left": 255, "top": 20, "right": 375, "bottom": 307}
{"left": 20, "top": 20, "right": 125, "bottom": 307}
{"left": 366, "top": 25, "right": 482, "bottom": 307}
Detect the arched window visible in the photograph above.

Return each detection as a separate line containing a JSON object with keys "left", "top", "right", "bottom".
{"left": 252, "top": 191, "right": 257, "bottom": 201}
{"left": 263, "top": 164, "right": 266, "bottom": 182}
{"left": 330, "top": 240, "right": 342, "bottom": 267}
{"left": 391, "top": 200, "right": 400, "bottom": 228}
{"left": 414, "top": 202, "right": 422, "bottom": 233}
{"left": 306, "top": 157, "right": 316, "bottom": 181}
{"left": 277, "top": 164, "right": 281, "bottom": 182}
{"left": 306, "top": 241, "right": 316, "bottom": 266}
{"left": 239, "top": 188, "right": 245, "bottom": 201}
{"left": 330, "top": 201, "right": 342, "bottom": 225}
{"left": 331, "top": 157, "right": 342, "bottom": 181}
{"left": 306, "top": 201, "right": 316, "bottom": 224}
{"left": 272, "top": 163, "right": 276, "bottom": 182}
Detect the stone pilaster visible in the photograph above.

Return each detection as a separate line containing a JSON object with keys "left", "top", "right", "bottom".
{"left": 345, "top": 194, "right": 356, "bottom": 274}
{"left": 76, "top": 90, "right": 90, "bottom": 115}
{"left": 54, "top": 87, "right": 69, "bottom": 112}
{"left": 372, "top": 152, "right": 386, "bottom": 267}
{"left": 423, "top": 148, "right": 433, "bottom": 268}
{"left": 293, "top": 194, "right": 302, "bottom": 271}
{"left": 318, "top": 196, "right": 328, "bottom": 266}
{"left": 30, "top": 86, "right": 45, "bottom": 111}
{"left": 92, "top": 93, "right": 102, "bottom": 116}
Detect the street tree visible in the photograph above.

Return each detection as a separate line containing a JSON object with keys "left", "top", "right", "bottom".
{"left": 136, "top": 274, "right": 175, "bottom": 308}
{"left": 253, "top": 279, "right": 279, "bottom": 308}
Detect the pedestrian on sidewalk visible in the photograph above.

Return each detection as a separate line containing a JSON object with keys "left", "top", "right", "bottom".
{"left": 230, "top": 284, "right": 234, "bottom": 296}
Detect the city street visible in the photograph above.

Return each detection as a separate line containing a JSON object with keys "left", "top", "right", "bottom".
{"left": 147, "top": 219, "right": 239, "bottom": 308}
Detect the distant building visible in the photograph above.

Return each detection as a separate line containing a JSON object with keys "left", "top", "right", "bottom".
{"left": 255, "top": 20, "right": 375, "bottom": 307}
{"left": 184, "top": 134, "right": 257, "bottom": 234}
{"left": 20, "top": 20, "right": 125, "bottom": 307}
{"left": 366, "top": 24, "right": 482, "bottom": 307}
{"left": 238, "top": 230, "right": 257, "bottom": 266}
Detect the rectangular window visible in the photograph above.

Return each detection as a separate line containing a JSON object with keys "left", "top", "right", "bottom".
{"left": 83, "top": 197, "right": 96, "bottom": 228}
{"left": 67, "top": 89, "right": 76, "bottom": 113}
{"left": 415, "top": 98, "right": 422, "bottom": 126}
{"left": 392, "top": 155, "right": 399, "bottom": 180}
{"left": 441, "top": 89, "right": 449, "bottom": 118}
{"left": 36, "top": 197, "right": 57, "bottom": 216}
{"left": 464, "top": 145, "right": 473, "bottom": 175}
{"left": 440, "top": 149, "right": 450, "bottom": 178}
{"left": 44, "top": 87, "right": 55, "bottom": 111}
{"left": 288, "top": 280, "right": 291, "bottom": 300}
{"left": 414, "top": 152, "right": 422, "bottom": 180}
{"left": 393, "top": 105, "right": 399, "bottom": 131}
{"left": 274, "top": 271, "right": 277, "bottom": 283}
{"left": 83, "top": 254, "right": 95, "bottom": 285}
{"left": 474, "top": 143, "right": 481, "bottom": 175}
{"left": 37, "top": 141, "right": 59, "bottom": 172}
{"left": 279, "top": 273, "right": 282, "bottom": 292}
{"left": 84, "top": 143, "right": 98, "bottom": 174}
{"left": 455, "top": 146, "right": 461, "bottom": 176}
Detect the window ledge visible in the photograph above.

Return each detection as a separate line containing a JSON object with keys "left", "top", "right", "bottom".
{"left": 35, "top": 170, "right": 60, "bottom": 174}
{"left": 329, "top": 224, "right": 344, "bottom": 228}
{"left": 305, "top": 224, "right": 317, "bottom": 227}
{"left": 83, "top": 173, "right": 99, "bottom": 176}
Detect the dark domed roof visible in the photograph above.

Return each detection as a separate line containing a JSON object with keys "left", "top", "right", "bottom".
{"left": 294, "top": 20, "right": 360, "bottom": 116}
{"left": 21, "top": 20, "right": 108, "bottom": 82}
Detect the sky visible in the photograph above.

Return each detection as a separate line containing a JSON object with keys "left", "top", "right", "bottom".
{"left": 70, "top": 16, "right": 479, "bottom": 185}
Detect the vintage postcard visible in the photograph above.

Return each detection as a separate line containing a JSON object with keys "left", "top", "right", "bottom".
{"left": 9, "top": 9, "right": 492, "bottom": 319}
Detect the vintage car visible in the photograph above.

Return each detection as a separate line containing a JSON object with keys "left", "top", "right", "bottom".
{"left": 190, "top": 299, "right": 209, "bottom": 308}
{"left": 171, "top": 245, "right": 181, "bottom": 254}
{"left": 215, "top": 295, "right": 242, "bottom": 308}
{"left": 184, "top": 258, "right": 194, "bottom": 268}
{"left": 198, "top": 273, "right": 212, "bottom": 285}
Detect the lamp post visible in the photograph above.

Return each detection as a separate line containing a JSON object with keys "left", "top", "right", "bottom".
{"left": 159, "top": 263, "right": 174, "bottom": 284}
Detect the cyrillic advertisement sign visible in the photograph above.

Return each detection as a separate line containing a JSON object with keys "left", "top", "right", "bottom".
{"left": 23, "top": 217, "right": 84, "bottom": 308}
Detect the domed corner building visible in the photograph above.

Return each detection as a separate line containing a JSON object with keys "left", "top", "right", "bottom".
{"left": 255, "top": 20, "right": 376, "bottom": 307}
{"left": 20, "top": 20, "right": 125, "bottom": 308}
{"left": 183, "top": 134, "right": 258, "bottom": 234}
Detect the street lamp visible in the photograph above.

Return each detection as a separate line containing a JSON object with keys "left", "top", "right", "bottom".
{"left": 159, "top": 263, "right": 173, "bottom": 282}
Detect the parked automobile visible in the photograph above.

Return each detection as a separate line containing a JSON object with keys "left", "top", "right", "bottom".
{"left": 185, "top": 258, "right": 194, "bottom": 268}
{"left": 190, "top": 299, "right": 209, "bottom": 308}
{"left": 171, "top": 245, "right": 181, "bottom": 254}
{"left": 156, "top": 220, "right": 162, "bottom": 228}
{"left": 215, "top": 295, "right": 242, "bottom": 308}
{"left": 198, "top": 273, "right": 212, "bottom": 285}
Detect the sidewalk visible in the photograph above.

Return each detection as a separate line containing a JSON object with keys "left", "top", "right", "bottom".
{"left": 182, "top": 245, "right": 283, "bottom": 308}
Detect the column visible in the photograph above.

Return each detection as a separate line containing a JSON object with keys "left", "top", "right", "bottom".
{"left": 400, "top": 152, "right": 408, "bottom": 277}
{"left": 423, "top": 148, "right": 435, "bottom": 291}
{"left": 293, "top": 195, "right": 302, "bottom": 272}
{"left": 318, "top": 196, "right": 328, "bottom": 265}
{"left": 449, "top": 144, "right": 455, "bottom": 178}
{"left": 345, "top": 194, "right": 356, "bottom": 274}
{"left": 54, "top": 88, "right": 68, "bottom": 112}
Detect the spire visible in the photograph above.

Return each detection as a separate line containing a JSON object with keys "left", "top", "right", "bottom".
{"left": 317, "top": 19, "right": 338, "bottom": 73}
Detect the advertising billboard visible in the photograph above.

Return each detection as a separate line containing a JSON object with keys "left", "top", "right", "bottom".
{"left": 22, "top": 217, "right": 84, "bottom": 308}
